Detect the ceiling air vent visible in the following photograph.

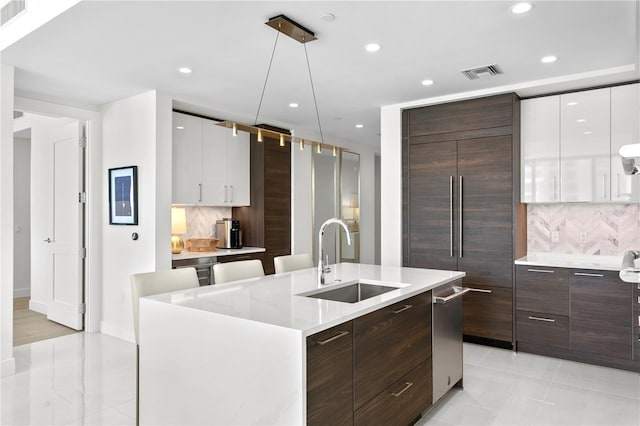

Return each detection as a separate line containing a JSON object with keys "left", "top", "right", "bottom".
{"left": 1, "top": 0, "right": 26, "bottom": 27}
{"left": 461, "top": 64, "right": 503, "bottom": 80}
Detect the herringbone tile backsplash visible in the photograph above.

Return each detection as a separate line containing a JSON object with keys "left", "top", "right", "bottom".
{"left": 527, "top": 204, "right": 640, "bottom": 255}
{"left": 182, "top": 206, "right": 232, "bottom": 240}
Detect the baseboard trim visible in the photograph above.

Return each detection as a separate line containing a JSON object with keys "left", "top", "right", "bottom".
{"left": 100, "top": 321, "right": 135, "bottom": 344}
{"left": 13, "top": 288, "right": 30, "bottom": 299}
{"left": 1, "top": 357, "right": 16, "bottom": 377}
{"left": 29, "top": 299, "right": 47, "bottom": 315}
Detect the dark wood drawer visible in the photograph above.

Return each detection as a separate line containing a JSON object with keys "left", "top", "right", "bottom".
{"left": 463, "top": 284, "right": 512, "bottom": 342}
{"left": 516, "top": 310, "right": 569, "bottom": 350}
{"left": 634, "top": 283, "right": 640, "bottom": 361}
{"left": 354, "top": 292, "right": 431, "bottom": 410}
{"left": 216, "top": 252, "right": 264, "bottom": 263}
{"left": 307, "top": 322, "right": 354, "bottom": 426}
{"left": 354, "top": 361, "right": 430, "bottom": 426}
{"left": 516, "top": 265, "right": 569, "bottom": 315}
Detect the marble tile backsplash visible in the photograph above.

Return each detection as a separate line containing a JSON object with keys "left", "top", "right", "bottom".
{"left": 527, "top": 204, "right": 640, "bottom": 256}
{"left": 182, "top": 206, "right": 232, "bottom": 240}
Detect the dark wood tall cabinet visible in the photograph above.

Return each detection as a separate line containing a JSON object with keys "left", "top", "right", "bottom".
{"left": 402, "top": 94, "right": 526, "bottom": 346}
{"left": 233, "top": 135, "right": 291, "bottom": 275}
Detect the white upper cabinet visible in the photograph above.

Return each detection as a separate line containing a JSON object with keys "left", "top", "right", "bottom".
{"left": 521, "top": 96, "right": 560, "bottom": 203}
{"left": 172, "top": 112, "right": 250, "bottom": 206}
{"left": 610, "top": 83, "right": 640, "bottom": 202}
{"left": 172, "top": 112, "right": 203, "bottom": 205}
{"left": 560, "top": 88, "right": 611, "bottom": 202}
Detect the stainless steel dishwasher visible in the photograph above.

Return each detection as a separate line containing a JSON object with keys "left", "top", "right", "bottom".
{"left": 432, "top": 280, "right": 469, "bottom": 403}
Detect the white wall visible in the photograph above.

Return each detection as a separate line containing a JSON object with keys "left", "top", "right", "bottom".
{"left": 1, "top": 64, "right": 15, "bottom": 377}
{"left": 13, "top": 136, "right": 30, "bottom": 298}
{"left": 100, "top": 90, "right": 172, "bottom": 342}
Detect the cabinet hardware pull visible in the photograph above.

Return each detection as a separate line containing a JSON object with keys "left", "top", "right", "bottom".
{"left": 434, "top": 287, "right": 470, "bottom": 304}
{"left": 229, "top": 185, "right": 234, "bottom": 202}
{"left": 198, "top": 183, "right": 202, "bottom": 202}
{"left": 573, "top": 272, "right": 604, "bottom": 278}
{"left": 391, "top": 304, "right": 413, "bottom": 314}
{"left": 391, "top": 381, "right": 413, "bottom": 397}
{"left": 224, "top": 185, "right": 228, "bottom": 203}
{"left": 450, "top": 176, "right": 454, "bottom": 257}
{"left": 317, "top": 331, "right": 349, "bottom": 345}
{"left": 602, "top": 174, "right": 607, "bottom": 199}
{"left": 43, "top": 237, "right": 52, "bottom": 243}
{"left": 459, "top": 176, "right": 463, "bottom": 258}
{"left": 468, "top": 288, "right": 492, "bottom": 294}
{"left": 528, "top": 316, "right": 555, "bottom": 323}
{"left": 527, "top": 268, "right": 554, "bottom": 274}
{"left": 553, "top": 176, "right": 557, "bottom": 200}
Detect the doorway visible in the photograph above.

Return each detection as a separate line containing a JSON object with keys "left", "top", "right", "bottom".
{"left": 12, "top": 111, "right": 86, "bottom": 346}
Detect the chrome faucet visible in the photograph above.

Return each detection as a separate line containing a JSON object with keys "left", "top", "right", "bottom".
{"left": 318, "top": 218, "right": 352, "bottom": 285}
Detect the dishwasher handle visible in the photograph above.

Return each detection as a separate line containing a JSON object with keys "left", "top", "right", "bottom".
{"left": 433, "top": 286, "right": 470, "bottom": 304}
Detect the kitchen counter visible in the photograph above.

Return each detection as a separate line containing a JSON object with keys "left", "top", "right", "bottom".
{"left": 139, "top": 263, "right": 465, "bottom": 425}
{"left": 171, "top": 246, "right": 265, "bottom": 261}
{"left": 515, "top": 253, "right": 624, "bottom": 271}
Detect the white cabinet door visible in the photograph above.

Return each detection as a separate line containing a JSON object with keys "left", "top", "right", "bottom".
{"left": 611, "top": 83, "right": 640, "bottom": 202}
{"left": 227, "top": 130, "right": 250, "bottom": 206}
{"left": 560, "top": 88, "right": 611, "bottom": 202}
{"left": 521, "top": 96, "right": 560, "bottom": 202}
{"left": 201, "top": 119, "right": 229, "bottom": 205}
{"left": 172, "top": 112, "right": 203, "bottom": 204}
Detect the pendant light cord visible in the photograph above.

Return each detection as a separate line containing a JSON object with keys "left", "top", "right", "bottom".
{"left": 254, "top": 30, "right": 280, "bottom": 125}
{"left": 304, "top": 40, "right": 325, "bottom": 144}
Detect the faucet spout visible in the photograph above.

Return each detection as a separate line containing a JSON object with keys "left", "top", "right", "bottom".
{"left": 318, "top": 218, "right": 352, "bottom": 285}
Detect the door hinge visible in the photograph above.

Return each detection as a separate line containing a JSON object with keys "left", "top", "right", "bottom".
{"left": 79, "top": 136, "right": 87, "bottom": 148}
{"left": 78, "top": 303, "right": 86, "bottom": 314}
{"left": 78, "top": 192, "right": 87, "bottom": 203}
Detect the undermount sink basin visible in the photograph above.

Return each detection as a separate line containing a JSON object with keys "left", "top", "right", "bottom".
{"left": 305, "top": 282, "right": 400, "bottom": 303}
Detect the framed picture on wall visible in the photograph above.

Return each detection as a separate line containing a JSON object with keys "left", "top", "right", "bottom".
{"left": 109, "top": 166, "right": 138, "bottom": 225}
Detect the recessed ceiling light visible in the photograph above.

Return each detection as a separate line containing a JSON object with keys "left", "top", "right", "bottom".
{"left": 510, "top": 2, "right": 533, "bottom": 14}
{"left": 365, "top": 43, "right": 381, "bottom": 52}
{"left": 567, "top": 102, "right": 578, "bottom": 106}
{"left": 176, "top": 126, "right": 185, "bottom": 130}
{"left": 355, "top": 124, "right": 364, "bottom": 128}
{"left": 541, "top": 56, "right": 557, "bottom": 63}
{"left": 421, "top": 79, "right": 435, "bottom": 86}
{"left": 584, "top": 131, "right": 593, "bottom": 135}
{"left": 320, "top": 12, "right": 335, "bottom": 22}
{"left": 178, "top": 67, "right": 192, "bottom": 74}
{"left": 577, "top": 119, "right": 586, "bottom": 123}
{"left": 289, "top": 103, "right": 299, "bottom": 108}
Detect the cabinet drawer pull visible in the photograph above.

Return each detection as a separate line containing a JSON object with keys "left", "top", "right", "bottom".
{"left": 433, "top": 287, "right": 470, "bottom": 304}
{"left": 198, "top": 183, "right": 202, "bottom": 202}
{"left": 391, "top": 304, "right": 413, "bottom": 314}
{"left": 527, "top": 268, "right": 554, "bottom": 274}
{"left": 528, "top": 315, "right": 555, "bottom": 323}
{"left": 391, "top": 381, "right": 413, "bottom": 397}
{"left": 450, "top": 176, "right": 454, "bottom": 258}
{"left": 573, "top": 272, "right": 604, "bottom": 278}
{"left": 468, "top": 288, "right": 492, "bottom": 294}
{"left": 317, "top": 331, "right": 349, "bottom": 346}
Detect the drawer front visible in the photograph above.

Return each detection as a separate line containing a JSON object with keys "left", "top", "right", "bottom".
{"left": 516, "top": 310, "right": 569, "bottom": 350}
{"left": 354, "top": 292, "right": 431, "bottom": 410}
{"left": 463, "top": 284, "right": 512, "bottom": 342}
{"left": 216, "top": 253, "right": 264, "bottom": 264}
{"left": 516, "top": 266, "right": 569, "bottom": 315}
{"left": 307, "top": 322, "right": 354, "bottom": 426}
{"left": 354, "top": 361, "right": 431, "bottom": 426}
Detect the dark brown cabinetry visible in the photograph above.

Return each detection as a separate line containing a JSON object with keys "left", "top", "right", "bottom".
{"left": 233, "top": 136, "right": 291, "bottom": 275}
{"left": 516, "top": 265, "right": 638, "bottom": 371}
{"left": 306, "top": 292, "right": 433, "bottom": 425}
{"left": 403, "top": 94, "right": 526, "bottom": 346}
{"left": 306, "top": 322, "right": 354, "bottom": 426}
{"left": 634, "top": 283, "right": 640, "bottom": 361}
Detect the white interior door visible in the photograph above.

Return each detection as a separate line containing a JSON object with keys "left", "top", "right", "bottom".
{"left": 46, "top": 121, "right": 84, "bottom": 330}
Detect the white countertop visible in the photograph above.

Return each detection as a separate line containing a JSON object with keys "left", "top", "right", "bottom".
{"left": 172, "top": 246, "right": 265, "bottom": 261}
{"left": 144, "top": 263, "right": 465, "bottom": 336}
{"left": 515, "top": 253, "right": 624, "bottom": 271}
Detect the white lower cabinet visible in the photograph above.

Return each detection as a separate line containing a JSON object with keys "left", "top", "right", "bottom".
{"left": 172, "top": 111, "right": 250, "bottom": 206}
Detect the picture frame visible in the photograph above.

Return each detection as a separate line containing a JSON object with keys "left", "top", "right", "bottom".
{"left": 109, "top": 166, "right": 138, "bottom": 225}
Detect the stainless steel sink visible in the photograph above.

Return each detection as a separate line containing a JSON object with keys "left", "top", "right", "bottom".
{"left": 305, "top": 282, "right": 399, "bottom": 303}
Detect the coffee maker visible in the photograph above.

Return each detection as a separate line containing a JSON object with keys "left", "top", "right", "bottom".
{"left": 216, "top": 218, "right": 242, "bottom": 249}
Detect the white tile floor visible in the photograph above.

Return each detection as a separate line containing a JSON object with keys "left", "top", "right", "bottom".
{"left": 1, "top": 333, "right": 638, "bottom": 425}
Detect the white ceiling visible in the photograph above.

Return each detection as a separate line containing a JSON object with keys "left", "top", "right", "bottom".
{"left": 2, "top": 1, "right": 638, "bottom": 148}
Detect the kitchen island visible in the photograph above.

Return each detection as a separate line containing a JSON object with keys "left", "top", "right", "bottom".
{"left": 139, "top": 263, "right": 465, "bottom": 425}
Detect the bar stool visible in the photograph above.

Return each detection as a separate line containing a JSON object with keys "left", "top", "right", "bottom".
{"left": 213, "top": 259, "right": 265, "bottom": 283}
{"left": 273, "top": 253, "right": 314, "bottom": 274}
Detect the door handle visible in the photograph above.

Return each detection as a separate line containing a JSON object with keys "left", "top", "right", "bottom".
{"left": 449, "top": 176, "right": 454, "bottom": 257}
{"left": 433, "top": 286, "right": 470, "bottom": 304}
{"left": 459, "top": 175, "right": 463, "bottom": 258}
{"left": 43, "top": 238, "right": 52, "bottom": 243}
